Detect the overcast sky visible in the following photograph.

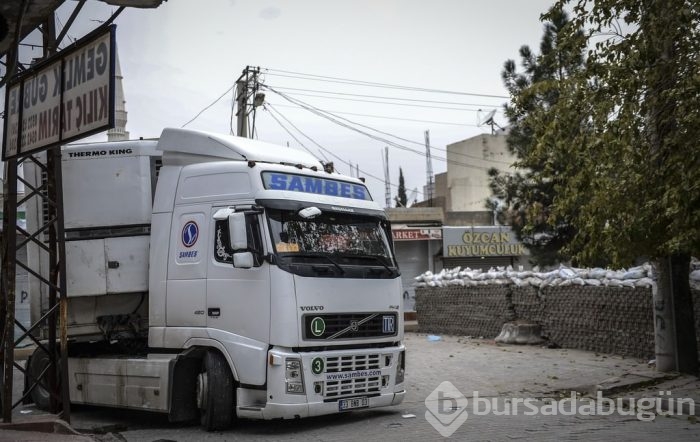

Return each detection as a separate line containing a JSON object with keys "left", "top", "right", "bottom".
{"left": 6, "top": 0, "right": 556, "bottom": 206}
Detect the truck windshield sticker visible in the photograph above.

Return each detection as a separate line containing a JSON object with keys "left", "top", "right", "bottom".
{"left": 182, "top": 221, "right": 199, "bottom": 247}
{"left": 261, "top": 172, "right": 372, "bottom": 201}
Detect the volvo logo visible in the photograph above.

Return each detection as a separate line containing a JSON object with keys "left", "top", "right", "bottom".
{"left": 349, "top": 320, "right": 359, "bottom": 332}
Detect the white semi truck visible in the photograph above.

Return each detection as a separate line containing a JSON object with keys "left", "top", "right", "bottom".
{"left": 23, "top": 128, "right": 405, "bottom": 430}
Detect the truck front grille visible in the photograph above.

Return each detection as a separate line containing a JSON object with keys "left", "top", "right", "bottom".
{"left": 326, "top": 353, "right": 381, "bottom": 372}
{"left": 303, "top": 313, "right": 397, "bottom": 340}
{"left": 323, "top": 353, "right": 382, "bottom": 399}
{"left": 325, "top": 377, "right": 382, "bottom": 398}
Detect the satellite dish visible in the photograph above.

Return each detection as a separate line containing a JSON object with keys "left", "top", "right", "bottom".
{"left": 477, "top": 108, "right": 502, "bottom": 135}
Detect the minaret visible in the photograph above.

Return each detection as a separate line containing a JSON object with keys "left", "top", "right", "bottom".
{"left": 107, "top": 52, "right": 129, "bottom": 141}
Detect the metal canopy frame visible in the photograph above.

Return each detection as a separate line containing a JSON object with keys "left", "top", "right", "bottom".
{"left": 0, "top": 3, "right": 125, "bottom": 424}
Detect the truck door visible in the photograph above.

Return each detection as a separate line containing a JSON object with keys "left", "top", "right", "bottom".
{"left": 166, "top": 207, "right": 209, "bottom": 327}
{"left": 206, "top": 208, "right": 271, "bottom": 344}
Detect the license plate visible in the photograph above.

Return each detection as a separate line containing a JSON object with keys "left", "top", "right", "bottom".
{"left": 338, "top": 396, "right": 369, "bottom": 411}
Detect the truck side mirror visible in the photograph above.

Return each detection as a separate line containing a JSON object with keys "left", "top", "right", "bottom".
{"left": 233, "top": 251, "right": 254, "bottom": 269}
{"left": 228, "top": 213, "right": 248, "bottom": 250}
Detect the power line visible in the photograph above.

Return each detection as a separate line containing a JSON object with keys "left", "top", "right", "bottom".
{"left": 268, "top": 100, "right": 513, "bottom": 166}
{"left": 265, "top": 87, "right": 480, "bottom": 169}
{"left": 268, "top": 102, "right": 479, "bottom": 127}
{"left": 267, "top": 104, "right": 333, "bottom": 163}
{"left": 266, "top": 86, "right": 505, "bottom": 109}
{"left": 262, "top": 103, "right": 323, "bottom": 161}
{"left": 261, "top": 67, "right": 509, "bottom": 99}
{"left": 182, "top": 83, "right": 235, "bottom": 128}
{"left": 272, "top": 91, "right": 485, "bottom": 112}
{"left": 264, "top": 103, "right": 423, "bottom": 197}
{"left": 263, "top": 85, "right": 502, "bottom": 172}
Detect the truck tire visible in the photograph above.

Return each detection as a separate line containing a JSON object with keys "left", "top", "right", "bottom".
{"left": 27, "top": 348, "right": 54, "bottom": 410}
{"left": 197, "top": 350, "right": 235, "bottom": 431}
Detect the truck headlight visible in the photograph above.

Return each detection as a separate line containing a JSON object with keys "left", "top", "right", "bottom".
{"left": 396, "top": 350, "right": 405, "bottom": 384}
{"left": 285, "top": 358, "right": 305, "bottom": 394}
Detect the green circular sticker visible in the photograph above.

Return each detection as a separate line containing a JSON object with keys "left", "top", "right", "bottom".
{"left": 310, "top": 317, "right": 326, "bottom": 337}
{"left": 311, "top": 357, "right": 325, "bottom": 375}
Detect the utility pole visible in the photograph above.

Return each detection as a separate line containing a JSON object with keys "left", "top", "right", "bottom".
{"left": 425, "top": 130, "right": 434, "bottom": 207}
{"left": 235, "top": 66, "right": 263, "bottom": 139}
{"left": 382, "top": 147, "right": 391, "bottom": 208}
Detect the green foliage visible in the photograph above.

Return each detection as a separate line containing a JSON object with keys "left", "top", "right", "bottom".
{"left": 395, "top": 167, "right": 408, "bottom": 208}
{"left": 540, "top": 0, "right": 700, "bottom": 267}
{"left": 489, "top": 7, "right": 586, "bottom": 266}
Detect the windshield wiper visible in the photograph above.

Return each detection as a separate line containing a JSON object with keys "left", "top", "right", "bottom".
{"left": 280, "top": 252, "right": 345, "bottom": 274}
{"left": 339, "top": 253, "right": 398, "bottom": 276}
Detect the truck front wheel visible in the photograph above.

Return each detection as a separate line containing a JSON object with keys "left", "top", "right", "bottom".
{"left": 196, "top": 350, "right": 235, "bottom": 431}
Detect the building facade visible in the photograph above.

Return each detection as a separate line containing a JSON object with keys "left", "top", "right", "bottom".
{"left": 389, "top": 131, "right": 531, "bottom": 311}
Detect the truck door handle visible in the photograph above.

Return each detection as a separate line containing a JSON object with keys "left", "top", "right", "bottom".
{"left": 208, "top": 308, "right": 220, "bottom": 317}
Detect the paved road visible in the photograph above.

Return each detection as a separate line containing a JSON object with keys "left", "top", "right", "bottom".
{"left": 5, "top": 333, "right": 699, "bottom": 441}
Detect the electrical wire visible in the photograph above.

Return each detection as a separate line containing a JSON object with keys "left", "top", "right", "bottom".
{"left": 267, "top": 89, "right": 482, "bottom": 170}
{"left": 272, "top": 91, "right": 485, "bottom": 112}
{"left": 263, "top": 85, "right": 503, "bottom": 172}
{"left": 268, "top": 99, "right": 513, "bottom": 166}
{"left": 265, "top": 103, "right": 423, "bottom": 197}
{"left": 266, "top": 103, "right": 354, "bottom": 176}
{"left": 267, "top": 102, "right": 477, "bottom": 127}
{"left": 262, "top": 103, "right": 322, "bottom": 160}
{"left": 182, "top": 83, "right": 235, "bottom": 128}
{"left": 261, "top": 67, "right": 509, "bottom": 99}
{"left": 267, "top": 86, "right": 505, "bottom": 109}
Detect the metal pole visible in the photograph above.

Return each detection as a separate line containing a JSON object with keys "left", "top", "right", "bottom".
{"left": 49, "top": 147, "right": 70, "bottom": 422}
{"left": 46, "top": 151, "right": 58, "bottom": 413}
{"left": 1, "top": 160, "right": 18, "bottom": 422}
{"left": 425, "top": 130, "right": 433, "bottom": 207}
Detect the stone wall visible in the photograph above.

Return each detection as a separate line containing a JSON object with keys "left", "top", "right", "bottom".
{"left": 416, "top": 286, "right": 700, "bottom": 362}
{"left": 415, "top": 286, "right": 511, "bottom": 337}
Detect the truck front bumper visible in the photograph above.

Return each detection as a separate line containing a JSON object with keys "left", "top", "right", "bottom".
{"left": 238, "top": 390, "right": 406, "bottom": 420}
{"left": 237, "top": 344, "right": 406, "bottom": 420}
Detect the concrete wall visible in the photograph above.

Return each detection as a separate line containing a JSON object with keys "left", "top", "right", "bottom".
{"left": 446, "top": 133, "right": 515, "bottom": 212}
{"left": 416, "top": 285, "right": 700, "bottom": 362}
{"left": 386, "top": 207, "right": 444, "bottom": 224}
{"left": 444, "top": 211, "right": 494, "bottom": 226}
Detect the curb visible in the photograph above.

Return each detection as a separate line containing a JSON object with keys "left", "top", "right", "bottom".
{"left": 0, "top": 416, "right": 91, "bottom": 437}
{"left": 569, "top": 371, "right": 700, "bottom": 417}
{"left": 617, "top": 396, "right": 700, "bottom": 417}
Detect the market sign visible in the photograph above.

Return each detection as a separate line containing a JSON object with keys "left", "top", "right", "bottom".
{"left": 392, "top": 228, "right": 442, "bottom": 241}
{"left": 443, "top": 226, "right": 527, "bottom": 257}
{"left": 2, "top": 26, "right": 116, "bottom": 160}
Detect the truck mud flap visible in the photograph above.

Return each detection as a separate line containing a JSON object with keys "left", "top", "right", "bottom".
{"left": 168, "top": 354, "right": 200, "bottom": 423}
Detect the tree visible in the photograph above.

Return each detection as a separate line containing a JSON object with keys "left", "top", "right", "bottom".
{"left": 488, "top": 7, "right": 587, "bottom": 266}
{"left": 395, "top": 168, "right": 407, "bottom": 208}
{"left": 539, "top": 0, "right": 700, "bottom": 374}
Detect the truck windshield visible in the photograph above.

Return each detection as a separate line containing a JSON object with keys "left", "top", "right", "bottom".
{"left": 267, "top": 208, "right": 395, "bottom": 265}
